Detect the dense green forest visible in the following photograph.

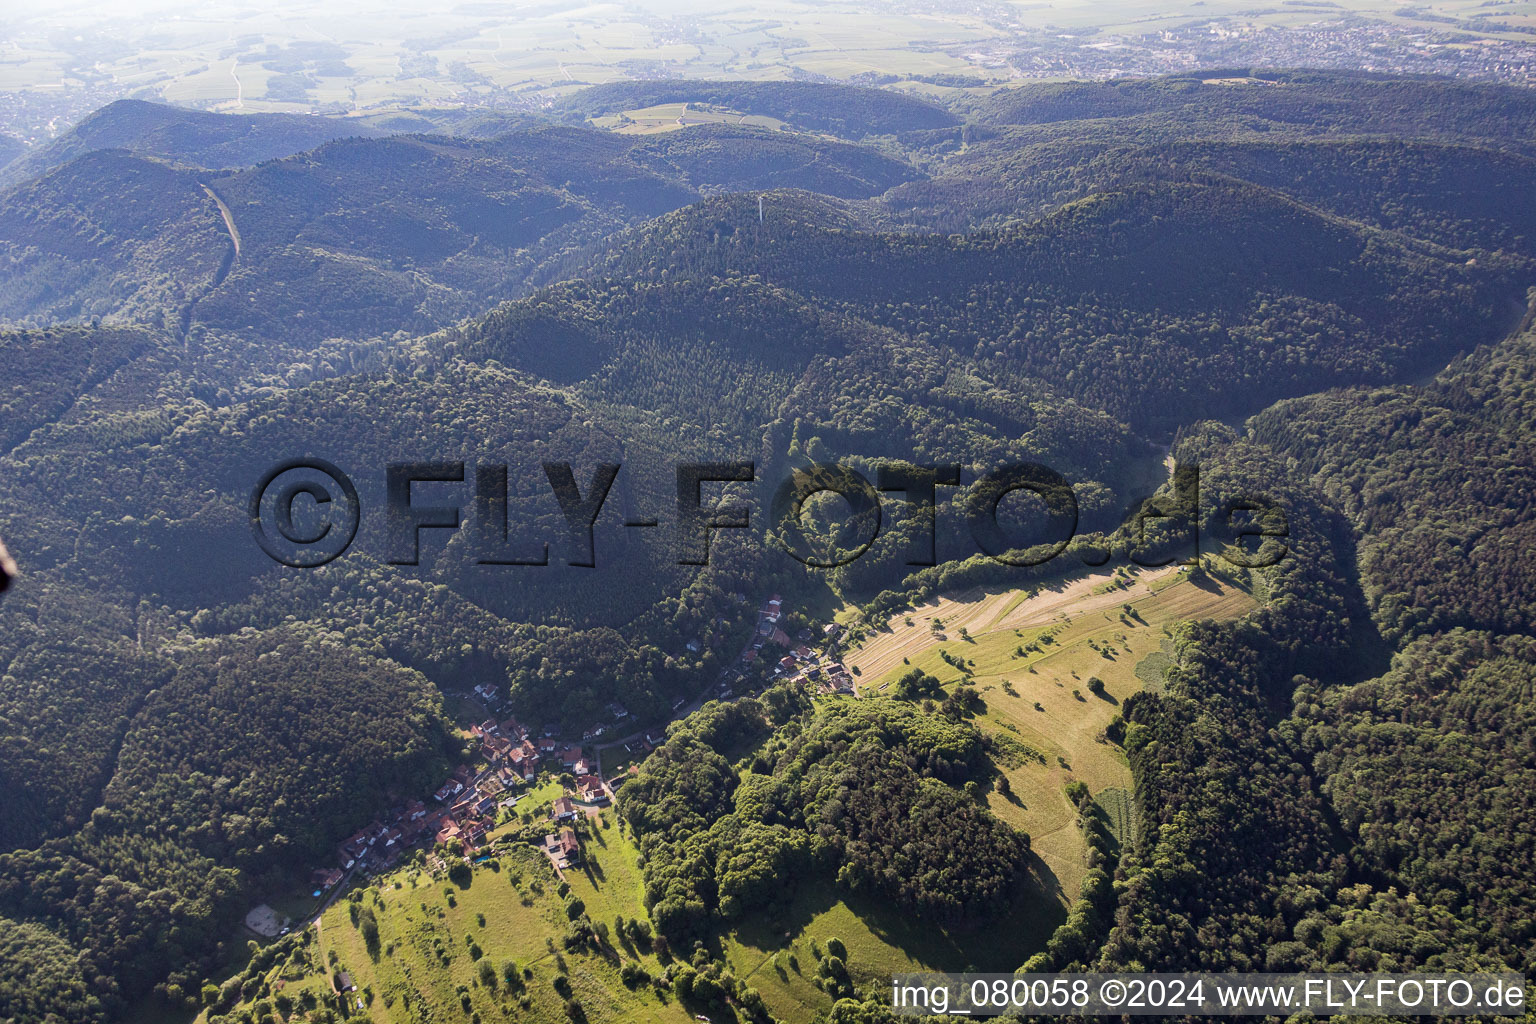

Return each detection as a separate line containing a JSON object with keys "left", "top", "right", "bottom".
{"left": 0, "top": 626, "right": 453, "bottom": 1022}
{"left": 1250, "top": 318, "right": 1536, "bottom": 643}
{"left": 621, "top": 691, "right": 1028, "bottom": 942}
{"left": 1, "top": 70, "right": 1536, "bottom": 1023}
{"left": 557, "top": 79, "right": 960, "bottom": 138}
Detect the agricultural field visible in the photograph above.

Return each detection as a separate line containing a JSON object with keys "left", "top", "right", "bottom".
{"left": 5, "top": 0, "right": 1536, "bottom": 143}
{"left": 845, "top": 565, "right": 1258, "bottom": 897}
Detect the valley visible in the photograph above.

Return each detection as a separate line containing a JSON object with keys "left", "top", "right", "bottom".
{"left": 199, "top": 565, "right": 1260, "bottom": 1024}
{"left": 1, "top": 66, "right": 1535, "bottom": 1024}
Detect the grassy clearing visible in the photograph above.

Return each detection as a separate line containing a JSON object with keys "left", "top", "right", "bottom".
{"left": 490, "top": 778, "right": 566, "bottom": 840}
{"left": 562, "top": 813, "right": 649, "bottom": 930}
{"left": 716, "top": 877, "right": 1063, "bottom": 1021}
{"left": 207, "top": 840, "right": 692, "bottom": 1024}
{"left": 846, "top": 567, "right": 1257, "bottom": 898}
{"left": 591, "top": 102, "right": 791, "bottom": 135}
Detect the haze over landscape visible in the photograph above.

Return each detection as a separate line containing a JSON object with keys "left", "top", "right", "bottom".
{"left": 1, "top": 3, "right": 1535, "bottom": 1024}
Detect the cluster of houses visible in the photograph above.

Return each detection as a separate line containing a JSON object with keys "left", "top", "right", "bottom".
{"left": 313, "top": 794, "right": 440, "bottom": 891}
{"left": 779, "top": 635, "right": 855, "bottom": 694}
{"left": 476, "top": 679, "right": 630, "bottom": 745}
{"left": 472, "top": 715, "right": 614, "bottom": 804}
{"left": 302, "top": 595, "right": 860, "bottom": 903}
{"left": 742, "top": 595, "right": 856, "bottom": 695}
{"left": 306, "top": 712, "right": 617, "bottom": 897}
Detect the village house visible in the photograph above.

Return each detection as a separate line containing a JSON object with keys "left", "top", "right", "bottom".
{"left": 557, "top": 828, "right": 581, "bottom": 865}
{"left": 551, "top": 796, "right": 579, "bottom": 823}
{"left": 508, "top": 748, "right": 536, "bottom": 781}
{"left": 576, "top": 775, "right": 608, "bottom": 804}
{"left": 335, "top": 839, "right": 363, "bottom": 869}
{"left": 473, "top": 683, "right": 499, "bottom": 702}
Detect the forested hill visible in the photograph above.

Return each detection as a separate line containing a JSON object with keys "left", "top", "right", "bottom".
{"left": 2, "top": 71, "right": 1536, "bottom": 1024}
{"left": 893, "top": 70, "right": 1536, "bottom": 235}
{"left": 0, "top": 113, "right": 920, "bottom": 343}
{"left": 566, "top": 183, "right": 1529, "bottom": 431}
{"left": 1250, "top": 318, "right": 1536, "bottom": 644}
{"left": 559, "top": 79, "right": 960, "bottom": 137}
{"left": 0, "top": 134, "right": 23, "bottom": 172}
{"left": 0, "top": 99, "right": 393, "bottom": 188}
{"left": 975, "top": 70, "right": 1536, "bottom": 150}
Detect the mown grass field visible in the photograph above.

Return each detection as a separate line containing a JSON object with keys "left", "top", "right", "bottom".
{"left": 845, "top": 566, "right": 1257, "bottom": 899}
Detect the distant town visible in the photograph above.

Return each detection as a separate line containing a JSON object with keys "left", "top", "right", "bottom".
{"left": 969, "top": 17, "right": 1536, "bottom": 85}
{"left": 2, "top": 10, "right": 1533, "bottom": 146}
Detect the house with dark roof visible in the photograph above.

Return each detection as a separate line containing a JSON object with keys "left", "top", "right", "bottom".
{"left": 558, "top": 828, "right": 581, "bottom": 864}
